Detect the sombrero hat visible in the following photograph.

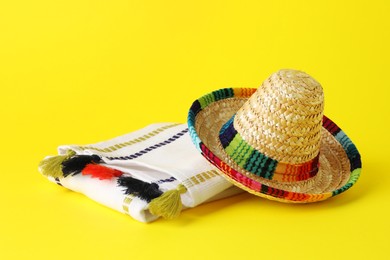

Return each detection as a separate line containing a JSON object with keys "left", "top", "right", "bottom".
{"left": 187, "top": 69, "right": 361, "bottom": 203}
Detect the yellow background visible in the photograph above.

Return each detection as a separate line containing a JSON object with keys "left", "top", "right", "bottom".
{"left": 1, "top": 1, "right": 389, "bottom": 259}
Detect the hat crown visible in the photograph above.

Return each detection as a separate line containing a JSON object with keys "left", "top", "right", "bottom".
{"left": 234, "top": 69, "right": 324, "bottom": 164}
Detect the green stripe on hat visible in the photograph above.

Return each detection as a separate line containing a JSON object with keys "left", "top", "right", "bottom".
{"left": 224, "top": 134, "right": 254, "bottom": 168}
{"left": 198, "top": 93, "right": 215, "bottom": 109}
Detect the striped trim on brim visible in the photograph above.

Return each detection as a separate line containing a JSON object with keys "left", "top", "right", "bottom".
{"left": 187, "top": 88, "right": 362, "bottom": 202}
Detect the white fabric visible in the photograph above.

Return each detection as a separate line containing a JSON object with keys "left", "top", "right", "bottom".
{"left": 44, "top": 123, "right": 242, "bottom": 223}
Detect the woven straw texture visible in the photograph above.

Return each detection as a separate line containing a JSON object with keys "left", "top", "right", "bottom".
{"left": 234, "top": 70, "right": 324, "bottom": 164}
{"left": 187, "top": 69, "right": 361, "bottom": 203}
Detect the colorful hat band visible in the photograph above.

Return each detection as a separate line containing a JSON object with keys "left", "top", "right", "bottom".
{"left": 196, "top": 115, "right": 361, "bottom": 202}
{"left": 219, "top": 116, "right": 319, "bottom": 182}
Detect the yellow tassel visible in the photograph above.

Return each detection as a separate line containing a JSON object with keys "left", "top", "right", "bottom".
{"left": 38, "top": 150, "right": 76, "bottom": 178}
{"left": 149, "top": 184, "right": 187, "bottom": 220}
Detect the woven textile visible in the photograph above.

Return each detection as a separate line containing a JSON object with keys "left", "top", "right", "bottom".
{"left": 39, "top": 123, "right": 242, "bottom": 222}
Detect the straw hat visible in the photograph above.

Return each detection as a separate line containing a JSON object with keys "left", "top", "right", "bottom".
{"left": 188, "top": 69, "right": 361, "bottom": 202}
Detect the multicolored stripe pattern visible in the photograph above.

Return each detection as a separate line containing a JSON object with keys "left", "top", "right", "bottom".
{"left": 187, "top": 87, "right": 362, "bottom": 202}
{"left": 322, "top": 115, "right": 362, "bottom": 196}
{"left": 219, "top": 116, "right": 319, "bottom": 182}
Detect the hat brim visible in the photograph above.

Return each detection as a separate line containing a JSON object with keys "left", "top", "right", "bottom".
{"left": 188, "top": 88, "right": 362, "bottom": 203}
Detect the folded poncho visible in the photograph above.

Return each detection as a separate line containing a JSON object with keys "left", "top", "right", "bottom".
{"left": 38, "top": 123, "right": 242, "bottom": 223}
